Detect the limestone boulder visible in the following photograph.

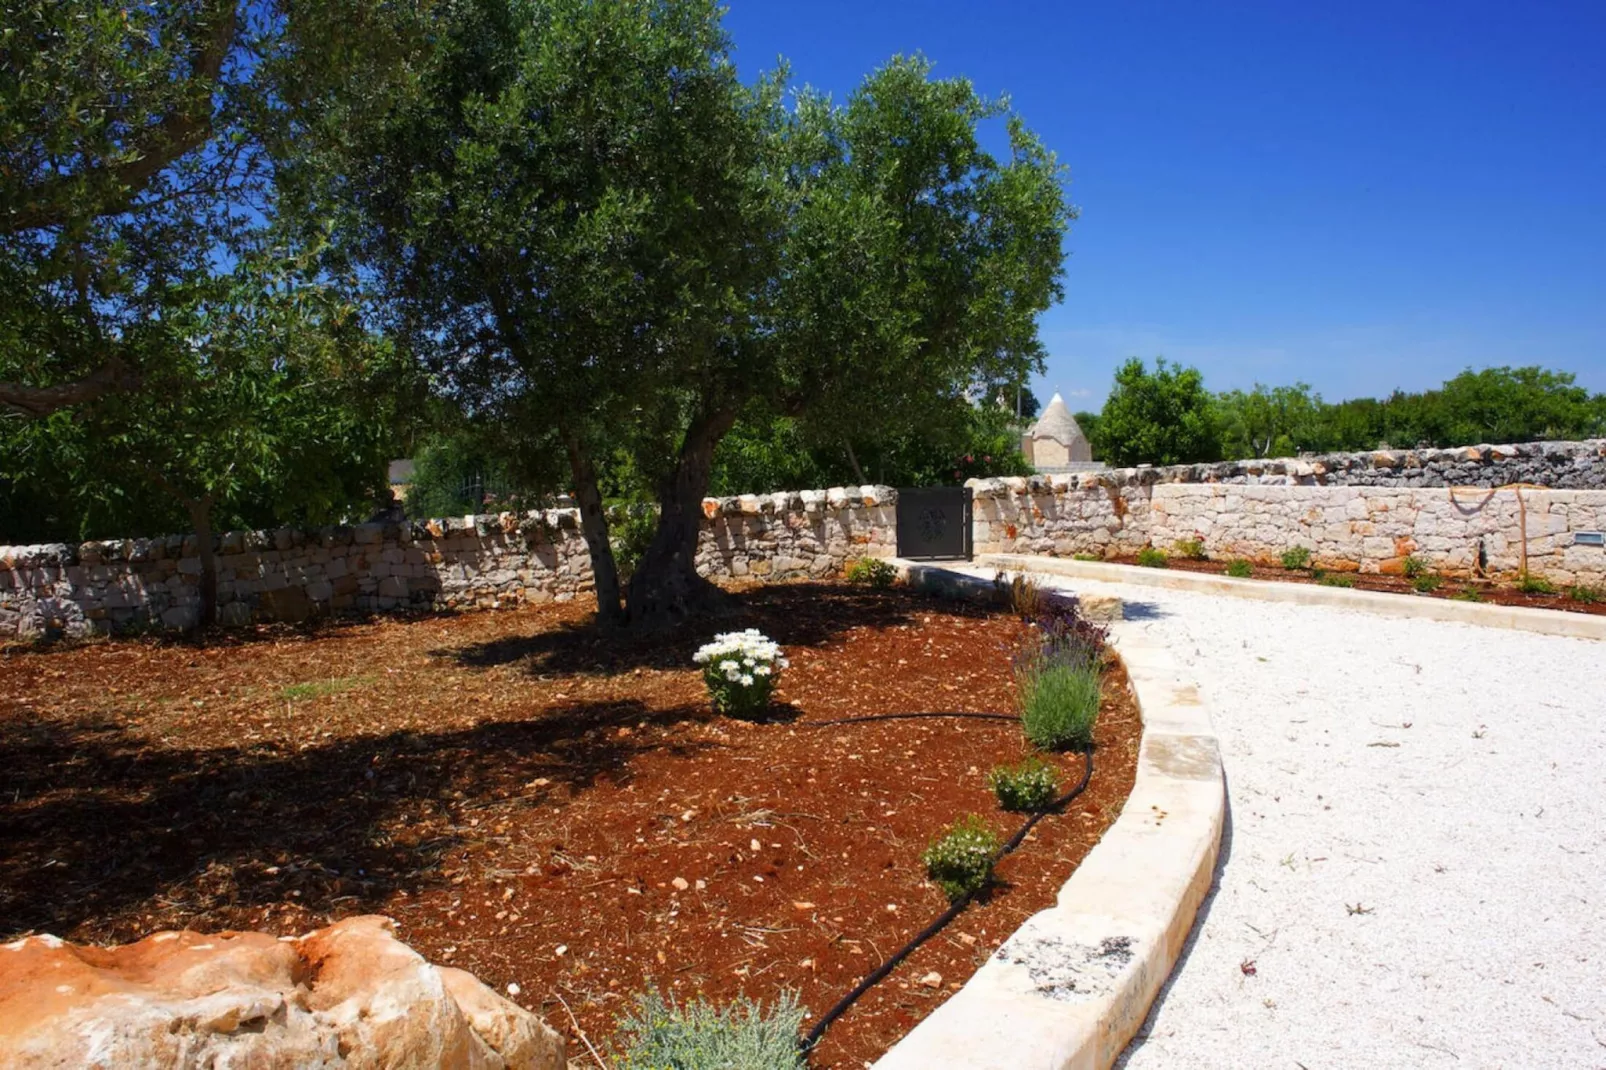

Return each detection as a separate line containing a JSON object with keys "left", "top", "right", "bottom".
{"left": 0, "top": 915, "right": 565, "bottom": 1070}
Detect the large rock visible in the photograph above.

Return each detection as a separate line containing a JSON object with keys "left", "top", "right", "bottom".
{"left": 0, "top": 915, "right": 565, "bottom": 1069}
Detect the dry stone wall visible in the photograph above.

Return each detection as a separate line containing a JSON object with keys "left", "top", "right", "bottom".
{"left": 972, "top": 445, "right": 1606, "bottom": 586}
{"left": 0, "top": 487, "right": 898, "bottom": 640}
{"left": 5, "top": 439, "right": 1604, "bottom": 640}
{"left": 1089, "top": 438, "right": 1606, "bottom": 489}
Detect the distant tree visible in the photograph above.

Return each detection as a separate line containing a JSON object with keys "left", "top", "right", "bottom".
{"left": 711, "top": 410, "right": 836, "bottom": 497}
{"left": 1216, "top": 382, "right": 1324, "bottom": 458}
{"left": 1097, "top": 358, "right": 1221, "bottom": 466}
{"left": 1073, "top": 410, "right": 1102, "bottom": 459}
{"left": 1012, "top": 386, "right": 1042, "bottom": 421}
{"left": 1433, "top": 366, "right": 1600, "bottom": 446}
{"left": 291, "top": 0, "right": 1072, "bottom": 629}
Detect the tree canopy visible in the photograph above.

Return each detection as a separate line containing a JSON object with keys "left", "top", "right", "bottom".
{"left": 287, "top": 0, "right": 1072, "bottom": 628}
{"left": 1083, "top": 362, "right": 1606, "bottom": 466}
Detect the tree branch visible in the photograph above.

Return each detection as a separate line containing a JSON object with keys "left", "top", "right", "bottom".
{"left": 0, "top": 2, "right": 238, "bottom": 235}
{"left": 0, "top": 359, "right": 142, "bottom": 418}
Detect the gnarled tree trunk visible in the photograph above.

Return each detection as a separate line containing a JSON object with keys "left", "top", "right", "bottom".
{"left": 625, "top": 408, "right": 737, "bottom": 631}
{"left": 564, "top": 434, "right": 625, "bottom": 625}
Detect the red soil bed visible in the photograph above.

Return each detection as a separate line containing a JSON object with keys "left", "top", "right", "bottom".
{"left": 0, "top": 582, "right": 1139, "bottom": 1067}
{"left": 1106, "top": 554, "right": 1606, "bottom": 616}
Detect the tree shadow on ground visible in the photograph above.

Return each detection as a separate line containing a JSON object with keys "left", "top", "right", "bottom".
{"left": 433, "top": 582, "right": 957, "bottom": 677}
{"left": 0, "top": 697, "right": 713, "bottom": 941}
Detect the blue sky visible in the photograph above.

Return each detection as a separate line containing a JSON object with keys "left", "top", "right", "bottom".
{"left": 724, "top": 1, "right": 1606, "bottom": 409}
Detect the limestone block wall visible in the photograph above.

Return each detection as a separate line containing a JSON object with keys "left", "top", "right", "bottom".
{"left": 970, "top": 476, "right": 1606, "bottom": 586}
{"left": 1076, "top": 438, "right": 1606, "bottom": 489}
{"left": 0, "top": 487, "right": 899, "bottom": 640}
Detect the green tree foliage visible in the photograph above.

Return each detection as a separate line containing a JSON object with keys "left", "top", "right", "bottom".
{"left": 1, "top": 0, "right": 244, "bottom": 417}
{"left": 1215, "top": 382, "right": 1323, "bottom": 458}
{"left": 1096, "top": 358, "right": 1221, "bottom": 466}
{"left": 290, "top": 0, "right": 1072, "bottom": 629}
{"left": 1093, "top": 363, "right": 1604, "bottom": 466}
{"left": 0, "top": 1, "right": 419, "bottom": 618}
{"left": 88, "top": 254, "right": 409, "bottom": 624}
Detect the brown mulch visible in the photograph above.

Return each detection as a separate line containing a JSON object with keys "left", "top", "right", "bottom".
{"left": 0, "top": 582, "right": 1140, "bottom": 1068}
{"left": 1110, "top": 554, "right": 1606, "bottom": 616}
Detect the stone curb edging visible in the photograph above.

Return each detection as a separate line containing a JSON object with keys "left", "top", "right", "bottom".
{"left": 871, "top": 561, "right": 1226, "bottom": 1070}
{"left": 980, "top": 553, "right": 1606, "bottom": 642}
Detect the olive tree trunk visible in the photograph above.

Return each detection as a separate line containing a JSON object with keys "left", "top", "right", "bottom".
{"left": 624, "top": 409, "right": 737, "bottom": 631}
{"left": 564, "top": 433, "right": 626, "bottom": 626}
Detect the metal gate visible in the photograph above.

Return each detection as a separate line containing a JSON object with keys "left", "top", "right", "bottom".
{"left": 895, "top": 486, "right": 973, "bottom": 561}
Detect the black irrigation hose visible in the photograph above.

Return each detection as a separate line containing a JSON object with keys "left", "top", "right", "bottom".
{"left": 799, "top": 711, "right": 1021, "bottom": 728}
{"left": 798, "top": 747, "right": 1095, "bottom": 1057}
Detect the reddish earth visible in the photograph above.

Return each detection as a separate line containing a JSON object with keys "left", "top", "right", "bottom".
{"left": 0, "top": 582, "right": 1139, "bottom": 1068}
{"left": 1107, "top": 554, "right": 1606, "bottom": 616}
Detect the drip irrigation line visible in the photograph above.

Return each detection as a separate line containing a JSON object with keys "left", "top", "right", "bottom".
{"left": 799, "top": 748, "right": 1095, "bottom": 1057}
{"left": 798, "top": 711, "right": 1020, "bottom": 728}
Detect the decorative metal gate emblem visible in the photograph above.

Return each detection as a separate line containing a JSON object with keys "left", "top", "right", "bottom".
{"left": 896, "top": 486, "right": 973, "bottom": 560}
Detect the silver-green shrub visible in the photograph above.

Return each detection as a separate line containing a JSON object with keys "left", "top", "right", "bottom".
{"left": 615, "top": 989, "right": 806, "bottom": 1070}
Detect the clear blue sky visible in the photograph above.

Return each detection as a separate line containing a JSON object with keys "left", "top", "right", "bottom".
{"left": 724, "top": 0, "right": 1606, "bottom": 409}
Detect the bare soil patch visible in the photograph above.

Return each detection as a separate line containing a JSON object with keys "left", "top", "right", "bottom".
{"left": 0, "top": 582, "right": 1139, "bottom": 1067}
{"left": 1109, "top": 554, "right": 1606, "bottom": 616}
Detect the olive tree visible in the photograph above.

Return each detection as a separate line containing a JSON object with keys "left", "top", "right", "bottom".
{"left": 291, "top": 0, "right": 1071, "bottom": 629}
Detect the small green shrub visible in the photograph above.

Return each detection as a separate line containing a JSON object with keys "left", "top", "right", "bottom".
{"left": 922, "top": 814, "right": 1000, "bottom": 901}
{"left": 1135, "top": 547, "right": 1168, "bottom": 569}
{"left": 1568, "top": 584, "right": 1603, "bottom": 604}
{"left": 1225, "top": 559, "right": 1253, "bottom": 579}
{"left": 987, "top": 757, "right": 1060, "bottom": 812}
{"left": 1318, "top": 573, "right": 1356, "bottom": 588}
{"left": 1279, "top": 546, "right": 1313, "bottom": 571}
{"left": 1516, "top": 572, "right": 1557, "bottom": 595}
{"left": 1410, "top": 573, "right": 1442, "bottom": 593}
{"left": 846, "top": 557, "right": 897, "bottom": 589}
{"left": 1016, "top": 655, "right": 1101, "bottom": 751}
{"left": 1073, "top": 552, "right": 1101, "bottom": 562}
{"left": 1451, "top": 588, "right": 1485, "bottom": 603}
{"left": 1401, "top": 555, "right": 1428, "bottom": 579}
{"left": 615, "top": 989, "right": 806, "bottom": 1070}
{"left": 1173, "top": 537, "right": 1207, "bottom": 560}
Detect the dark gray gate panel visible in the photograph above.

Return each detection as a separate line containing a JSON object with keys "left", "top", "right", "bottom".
{"left": 895, "top": 486, "right": 973, "bottom": 560}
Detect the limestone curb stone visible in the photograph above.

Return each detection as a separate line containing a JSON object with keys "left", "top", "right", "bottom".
{"left": 879, "top": 562, "right": 1225, "bottom": 1070}
{"left": 981, "top": 553, "right": 1606, "bottom": 642}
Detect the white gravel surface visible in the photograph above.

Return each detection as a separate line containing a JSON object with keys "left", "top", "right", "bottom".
{"left": 998, "top": 572, "right": 1606, "bottom": 1069}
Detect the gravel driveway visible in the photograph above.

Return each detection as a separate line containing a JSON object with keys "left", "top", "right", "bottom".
{"left": 1010, "top": 573, "right": 1606, "bottom": 1069}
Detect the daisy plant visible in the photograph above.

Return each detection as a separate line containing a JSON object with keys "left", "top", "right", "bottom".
{"left": 692, "top": 629, "right": 788, "bottom": 720}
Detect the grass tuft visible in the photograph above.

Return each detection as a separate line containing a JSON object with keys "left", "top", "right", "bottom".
{"left": 1135, "top": 547, "right": 1168, "bottom": 569}
{"left": 1173, "top": 537, "right": 1207, "bottom": 560}
{"left": 1225, "top": 559, "right": 1253, "bottom": 579}
{"left": 279, "top": 675, "right": 373, "bottom": 702}
{"left": 1516, "top": 572, "right": 1557, "bottom": 595}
